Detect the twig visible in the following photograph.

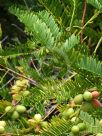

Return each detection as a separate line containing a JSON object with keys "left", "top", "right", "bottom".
{"left": 93, "top": 36, "right": 102, "bottom": 54}
{"left": 78, "top": 11, "right": 100, "bottom": 36}
{"left": 69, "top": 0, "right": 76, "bottom": 31}
{"left": 0, "top": 70, "right": 9, "bottom": 84}
{"left": 42, "top": 105, "right": 58, "bottom": 121}
{"left": 23, "top": 0, "right": 29, "bottom": 10}
{"left": 30, "top": 58, "right": 40, "bottom": 76}
{"left": 0, "top": 76, "right": 15, "bottom": 90}
{"left": 81, "top": 0, "right": 87, "bottom": 43}
{"left": 1, "top": 36, "right": 8, "bottom": 44}
{"left": 62, "top": 72, "right": 77, "bottom": 86}
{"left": 0, "top": 64, "right": 37, "bottom": 86}
{"left": 11, "top": 24, "right": 28, "bottom": 37}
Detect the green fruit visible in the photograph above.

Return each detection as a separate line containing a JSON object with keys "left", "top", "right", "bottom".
{"left": 62, "top": 108, "right": 74, "bottom": 119}
{"left": 96, "top": 133, "right": 102, "bottom": 136}
{"left": 67, "top": 108, "right": 74, "bottom": 116}
{"left": 83, "top": 91, "right": 92, "bottom": 101}
{"left": 16, "top": 105, "right": 26, "bottom": 113}
{"left": 71, "top": 117, "right": 80, "bottom": 124}
{"left": 71, "top": 125, "right": 79, "bottom": 134}
{"left": 12, "top": 111, "right": 19, "bottom": 120}
{"left": 74, "top": 94, "right": 83, "bottom": 104}
{"left": 0, "top": 121, "right": 6, "bottom": 127}
{"left": 62, "top": 110, "right": 69, "bottom": 119}
{"left": 77, "top": 123, "right": 86, "bottom": 131}
{"left": 34, "top": 114, "right": 42, "bottom": 122}
{"left": 11, "top": 85, "right": 21, "bottom": 92}
{"left": 15, "top": 80, "right": 22, "bottom": 86}
{"left": 5, "top": 106, "right": 13, "bottom": 113}
{"left": 28, "top": 119, "right": 37, "bottom": 127}
{"left": 41, "top": 121, "right": 48, "bottom": 128}
{"left": 71, "top": 117, "right": 77, "bottom": 123}
{"left": 21, "top": 79, "right": 29, "bottom": 86}
{"left": 0, "top": 126, "right": 5, "bottom": 134}
{"left": 23, "top": 91, "right": 30, "bottom": 97}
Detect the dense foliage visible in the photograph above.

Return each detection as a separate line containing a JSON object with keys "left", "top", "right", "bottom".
{"left": 0, "top": 0, "right": 102, "bottom": 135}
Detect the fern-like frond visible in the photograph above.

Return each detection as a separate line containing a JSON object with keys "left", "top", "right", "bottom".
{"left": 87, "top": 0, "right": 102, "bottom": 11}
{"left": 62, "top": 34, "right": 79, "bottom": 51}
{"left": 39, "top": 75, "right": 93, "bottom": 104}
{"left": 79, "top": 111, "right": 102, "bottom": 134}
{"left": 38, "top": 0, "right": 75, "bottom": 27}
{"left": 78, "top": 56, "right": 102, "bottom": 77}
{"left": 41, "top": 116, "right": 72, "bottom": 136}
{"left": 9, "top": 6, "right": 55, "bottom": 47}
{"left": 37, "top": 10, "right": 62, "bottom": 40}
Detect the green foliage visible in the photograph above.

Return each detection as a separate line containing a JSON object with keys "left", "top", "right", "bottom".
{"left": 87, "top": 0, "right": 102, "bottom": 11}
{"left": 9, "top": 6, "right": 55, "bottom": 47}
{"left": 78, "top": 55, "right": 102, "bottom": 77}
{"left": 41, "top": 117, "right": 72, "bottom": 136}
{"left": 79, "top": 111, "right": 102, "bottom": 134}
{"left": 37, "top": 0, "right": 72, "bottom": 27}
{"left": 0, "top": 0, "right": 102, "bottom": 135}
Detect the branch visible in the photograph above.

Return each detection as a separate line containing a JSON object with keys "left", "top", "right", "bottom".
{"left": 81, "top": 0, "right": 87, "bottom": 43}
{"left": 0, "top": 64, "right": 37, "bottom": 86}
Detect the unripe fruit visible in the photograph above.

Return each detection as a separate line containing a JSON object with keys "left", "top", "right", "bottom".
{"left": 62, "top": 108, "right": 74, "bottom": 119}
{"left": 12, "top": 111, "right": 19, "bottom": 120}
{"left": 21, "top": 80, "right": 29, "bottom": 86}
{"left": 83, "top": 91, "right": 92, "bottom": 101}
{"left": 16, "top": 105, "right": 26, "bottom": 113}
{"left": 34, "top": 114, "right": 42, "bottom": 122}
{"left": 92, "top": 99, "right": 102, "bottom": 107}
{"left": 67, "top": 108, "right": 74, "bottom": 117}
{"left": 71, "top": 125, "right": 79, "bottom": 134}
{"left": 71, "top": 117, "right": 77, "bottom": 123}
{"left": 23, "top": 91, "right": 30, "bottom": 97}
{"left": 62, "top": 110, "right": 69, "bottom": 119}
{"left": 96, "top": 133, "right": 102, "bottom": 136}
{"left": 0, "top": 121, "right": 6, "bottom": 127}
{"left": 74, "top": 94, "right": 83, "bottom": 104}
{"left": 41, "top": 121, "right": 48, "bottom": 128}
{"left": 15, "top": 80, "right": 22, "bottom": 86}
{"left": 11, "top": 85, "right": 21, "bottom": 92}
{"left": 91, "top": 91, "right": 100, "bottom": 99}
{"left": 0, "top": 126, "right": 5, "bottom": 134}
{"left": 5, "top": 106, "right": 13, "bottom": 113}
{"left": 28, "top": 119, "right": 37, "bottom": 127}
{"left": 71, "top": 117, "right": 80, "bottom": 124}
{"left": 77, "top": 123, "right": 86, "bottom": 131}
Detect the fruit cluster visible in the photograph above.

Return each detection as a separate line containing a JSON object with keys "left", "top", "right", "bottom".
{"left": 0, "top": 121, "right": 6, "bottom": 134}
{"left": 73, "top": 90, "right": 101, "bottom": 107}
{"left": 11, "top": 78, "right": 30, "bottom": 101}
{"left": 28, "top": 114, "right": 48, "bottom": 132}
{"left": 71, "top": 122, "right": 86, "bottom": 134}
{"left": 61, "top": 89, "right": 101, "bottom": 135}
{"left": 61, "top": 107, "right": 86, "bottom": 134}
{"left": 5, "top": 105, "right": 26, "bottom": 120}
{"left": 2, "top": 88, "right": 102, "bottom": 135}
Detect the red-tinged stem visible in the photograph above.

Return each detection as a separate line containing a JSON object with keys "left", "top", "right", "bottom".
{"left": 81, "top": 0, "right": 87, "bottom": 43}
